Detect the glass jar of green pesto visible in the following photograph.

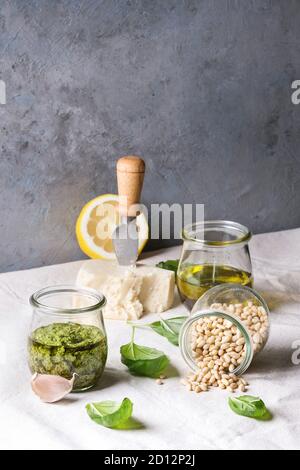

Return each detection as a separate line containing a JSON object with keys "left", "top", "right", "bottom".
{"left": 28, "top": 285, "right": 107, "bottom": 392}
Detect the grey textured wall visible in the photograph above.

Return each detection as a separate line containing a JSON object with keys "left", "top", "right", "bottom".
{"left": 0, "top": 0, "right": 300, "bottom": 272}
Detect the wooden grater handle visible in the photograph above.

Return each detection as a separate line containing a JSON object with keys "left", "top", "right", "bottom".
{"left": 116, "top": 156, "right": 145, "bottom": 217}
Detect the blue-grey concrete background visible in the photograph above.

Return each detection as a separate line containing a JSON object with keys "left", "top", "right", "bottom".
{"left": 0, "top": 0, "right": 300, "bottom": 272}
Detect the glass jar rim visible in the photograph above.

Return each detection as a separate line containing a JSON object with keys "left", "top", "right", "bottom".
{"left": 182, "top": 220, "right": 252, "bottom": 247}
{"left": 191, "top": 283, "right": 270, "bottom": 320}
{"left": 179, "top": 309, "right": 254, "bottom": 376}
{"left": 30, "top": 285, "right": 106, "bottom": 314}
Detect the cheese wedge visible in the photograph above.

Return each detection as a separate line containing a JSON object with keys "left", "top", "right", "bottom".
{"left": 76, "top": 260, "right": 175, "bottom": 320}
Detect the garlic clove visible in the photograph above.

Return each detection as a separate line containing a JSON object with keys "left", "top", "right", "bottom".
{"left": 31, "top": 373, "right": 77, "bottom": 403}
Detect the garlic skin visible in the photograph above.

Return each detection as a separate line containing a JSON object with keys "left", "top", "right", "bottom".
{"left": 31, "top": 373, "right": 76, "bottom": 403}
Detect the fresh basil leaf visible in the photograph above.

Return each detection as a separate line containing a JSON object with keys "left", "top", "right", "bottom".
{"left": 129, "top": 316, "right": 187, "bottom": 346}
{"left": 120, "top": 341, "right": 169, "bottom": 378}
{"left": 229, "top": 395, "right": 270, "bottom": 420}
{"left": 86, "top": 398, "right": 133, "bottom": 429}
{"left": 156, "top": 260, "right": 179, "bottom": 274}
{"left": 149, "top": 317, "right": 187, "bottom": 346}
{"left": 116, "top": 417, "right": 144, "bottom": 430}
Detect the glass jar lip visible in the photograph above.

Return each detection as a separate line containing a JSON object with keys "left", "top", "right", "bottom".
{"left": 30, "top": 285, "right": 106, "bottom": 314}
{"left": 182, "top": 220, "right": 252, "bottom": 247}
{"left": 191, "top": 283, "right": 270, "bottom": 318}
{"left": 179, "top": 309, "right": 254, "bottom": 376}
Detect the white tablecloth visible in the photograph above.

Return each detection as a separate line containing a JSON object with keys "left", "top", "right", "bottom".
{"left": 1, "top": 229, "right": 300, "bottom": 450}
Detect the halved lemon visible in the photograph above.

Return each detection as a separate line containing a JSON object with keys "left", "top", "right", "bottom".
{"left": 76, "top": 194, "right": 149, "bottom": 260}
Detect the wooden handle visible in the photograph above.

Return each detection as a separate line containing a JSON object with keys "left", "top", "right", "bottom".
{"left": 116, "top": 156, "right": 145, "bottom": 216}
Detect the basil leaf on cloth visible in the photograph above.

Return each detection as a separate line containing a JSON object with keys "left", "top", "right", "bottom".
{"left": 148, "top": 317, "right": 187, "bottom": 346}
{"left": 121, "top": 334, "right": 169, "bottom": 378}
{"left": 229, "top": 395, "right": 271, "bottom": 420}
{"left": 86, "top": 398, "right": 134, "bottom": 429}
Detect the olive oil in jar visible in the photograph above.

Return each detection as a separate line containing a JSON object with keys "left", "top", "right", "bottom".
{"left": 177, "top": 264, "right": 253, "bottom": 310}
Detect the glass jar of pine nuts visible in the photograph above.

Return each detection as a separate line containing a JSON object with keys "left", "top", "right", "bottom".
{"left": 179, "top": 284, "right": 270, "bottom": 378}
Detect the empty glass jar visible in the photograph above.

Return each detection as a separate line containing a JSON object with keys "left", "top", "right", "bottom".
{"left": 28, "top": 285, "right": 107, "bottom": 392}
{"left": 177, "top": 220, "right": 253, "bottom": 310}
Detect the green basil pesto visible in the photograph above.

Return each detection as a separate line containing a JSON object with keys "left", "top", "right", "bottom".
{"left": 28, "top": 322, "right": 107, "bottom": 391}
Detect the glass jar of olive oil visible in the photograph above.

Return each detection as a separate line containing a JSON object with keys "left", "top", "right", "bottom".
{"left": 177, "top": 221, "right": 253, "bottom": 310}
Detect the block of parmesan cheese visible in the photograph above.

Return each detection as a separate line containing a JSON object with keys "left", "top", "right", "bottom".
{"left": 76, "top": 260, "right": 175, "bottom": 320}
